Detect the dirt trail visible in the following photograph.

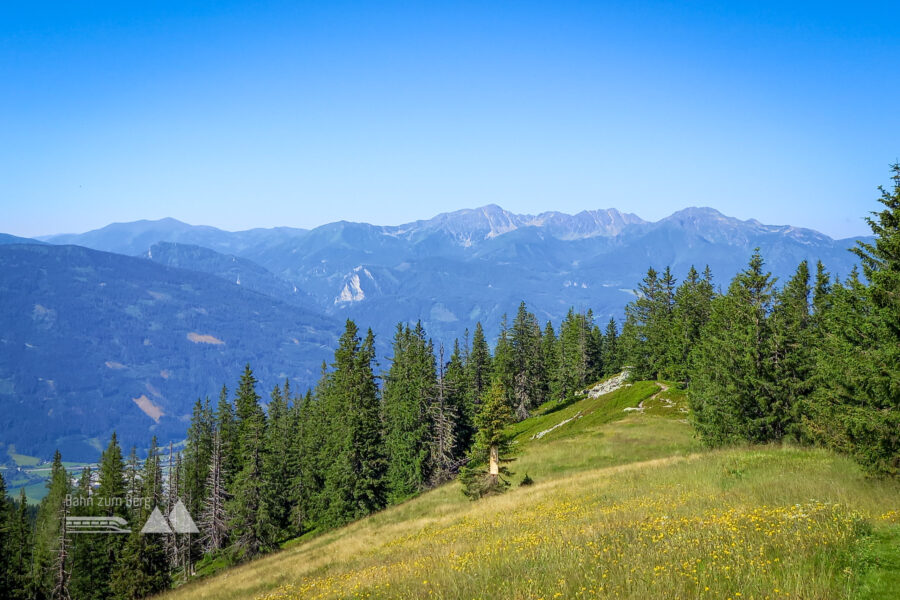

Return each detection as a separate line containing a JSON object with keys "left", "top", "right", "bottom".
{"left": 637, "top": 381, "right": 670, "bottom": 409}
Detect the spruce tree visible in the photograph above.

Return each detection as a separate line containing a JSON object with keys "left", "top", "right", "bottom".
{"left": 110, "top": 437, "right": 169, "bottom": 599}
{"left": 33, "top": 450, "right": 70, "bottom": 598}
{"left": 466, "top": 322, "right": 492, "bottom": 410}
{"left": 319, "top": 322, "right": 387, "bottom": 527}
{"left": 542, "top": 322, "right": 562, "bottom": 399}
{"left": 215, "top": 384, "right": 239, "bottom": 490}
{"left": 689, "top": 250, "right": 777, "bottom": 444}
{"left": 669, "top": 265, "right": 714, "bottom": 382}
{"left": 263, "top": 382, "right": 294, "bottom": 537}
{"left": 382, "top": 323, "right": 435, "bottom": 502}
{"left": 509, "top": 302, "right": 545, "bottom": 419}
{"left": 9, "top": 489, "right": 31, "bottom": 600}
{"left": 602, "top": 317, "right": 620, "bottom": 376}
{"left": 0, "top": 472, "right": 10, "bottom": 597}
{"left": 459, "top": 379, "right": 514, "bottom": 499}
{"left": 227, "top": 365, "right": 275, "bottom": 561}
{"left": 445, "top": 339, "right": 474, "bottom": 458}
{"left": 809, "top": 165, "right": 900, "bottom": 475}
{"left": 69, "top": 466, "right": 100, "bottom": 600}
{"left": 770, "top": 260, "right": 813, "bottom": 439}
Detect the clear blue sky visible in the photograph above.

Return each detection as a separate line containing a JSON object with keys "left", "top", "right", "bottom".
{"left": 1, "top": 1, "right": 897, "bottom": 239}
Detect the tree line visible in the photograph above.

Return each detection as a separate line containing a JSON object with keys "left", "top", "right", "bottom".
{"left": 619, "top": 165, "right": 899, "bottom": 476}
{"left": 0, "top": 302, "right": 622, "bottom": 598}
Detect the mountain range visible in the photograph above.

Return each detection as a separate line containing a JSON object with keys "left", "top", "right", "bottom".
{"left": 1, "top": 205, "right": 867, "bottom": 460}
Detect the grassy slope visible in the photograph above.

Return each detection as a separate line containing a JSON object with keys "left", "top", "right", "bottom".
{"left": 162, "top": 381, "right": 900, "bottom": 600}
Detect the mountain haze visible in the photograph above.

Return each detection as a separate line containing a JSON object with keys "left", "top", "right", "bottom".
{"left": 3, "top": 205, "right": 867, "bottom": 460}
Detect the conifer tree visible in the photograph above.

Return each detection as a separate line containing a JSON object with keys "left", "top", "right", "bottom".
{"left": 110, "top": 437, "right": 169, "bottom": 599}
{"left": 809, "top": 165, "right": 900, "bottom": 475}
{"left": 319, "top": 322, "right": 387, "bottom": 527}
{"left": 33, "top": 450, "right": 69, "bottom": 598}
{"left": 555, "top": 309, "right": 593, "bottom": 399}
{"left": 227, "top": 365, "right": 275, "bottom": 561}
{"left": 291, "top": 388, "right": 322, "bottom": 531}
{"left": 459, "top": 379, "right": 514, "bottom": 499}
{"left": 669, "top": 265, "right": 714, "bottom": 382}
{"left": 602, "top": 317, "right": 620, "bottom": 376}
{"left": 0, "top": 472, "right": 10, "bottom": 597}
{"left": 770, "top": 260, "right": 813, "bottom": 439}
{"left": 215, "top": 385, "right": 239, "bottom": 490}
{"left": 183, "top": 398, "right": 214, "bottom": 525}
{"left": 492, "top": 314, "right": 516, "bottom": 409}
{"left": 542, "top": 321, "right": 561, "bottom": 399}
{"left": 69, "top": 466, "right": 100, "bottom": 600}
{"left": 382, "top": 323, "right": 435, "bottom": 502}
{"left": 466, "top": 322, "right": 492, "bottom": 409}
{"left": 263, "top": 382, "right": 294, "bottom": 537}
{"left": 689, "top": 251, "right": 777, "bottom": 444}
{"left": 445, "top": 339, "right": 474, "bottom": 457}
{"left": 509, "top": 302, "right": 545, "bottom": 419}
{"left": 9, "top": 489, "right": 31, "bottom": 600}
{"left": 92, "top": 434, "right": 128, "bottom": 599}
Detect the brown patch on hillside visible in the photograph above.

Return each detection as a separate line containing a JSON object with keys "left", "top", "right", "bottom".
{"left": 132, "top": 395, "right": 164, "bottom": 423}
{"left": 187, "top": 332, "right": 225, "bottom": 345}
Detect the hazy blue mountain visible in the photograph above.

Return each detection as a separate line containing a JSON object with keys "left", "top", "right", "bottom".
{"left": 41, "top": 217, "right": 308, "bottom": 257}
{"left": 0, "top": 233, "right": 45, "bottom": 245}
{"left": 0, "top": 243, "right": 336, "bottom": 460}
{"left": 143, "top": 241, "right": 319, "bottom": 310}
{"left": 12, "top": 205, "right": 867, "bottom": 463}
{"left": 40, "top": 206, "right": 867, "bottom": 348}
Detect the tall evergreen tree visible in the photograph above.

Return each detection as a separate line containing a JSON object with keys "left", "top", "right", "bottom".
{"left": 669, "top": 265, "right": 714, "bottom": 382}
{"left": 33, "top": 450, "right": 70, "bottom": 599}
{"left": 9, "top": 489, "right": 32, "bottom": 600}
{"left": 319, "top": 322, "right": 387, "bottom": 527}
{"left": 227, "top": 365, "right": 275, "bottom": 561}
{"left": 0, "top": 473, "right": 11, "bottom": 598}
{"left": 445, "top": 339, "right": 474, "bottom": 457}
{"left": 602, "top": 317, "right": 620, "bottom": 376}
{"left": 770, "top": 260, "right": 813, "bottom": 439}
{"left": 809, "top": 165, "right": 900, "bottom": 475}
{"left": 382, "top": 323, "right": 435, "bottom": 502}
{"left": 554, "top": 309, "right": 593, "bottom": 400}
{"left": 542, "top": 321, "right": 561, "bottom": 399}
{"left": 263, "top": 382, "right": 294, "bottom": 537}
{"left": 459, "top": 379, "right": 515, "bottom": 499}
{"left": 110, "top": 437, "right": 169, "bottom": 599}
{"left": 689, "top": 250, "right": 777, "bottom": 444}
{"left": 509, "top": 302, "right": 546, "bottom": 419}
{"left": 466, "top": 322, "right": 492, "bottom": 410}
{"left": 215, "top": 385, "right": 239, "bottom": 491}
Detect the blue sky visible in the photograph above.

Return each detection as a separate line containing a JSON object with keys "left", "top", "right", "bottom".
{"left": 1, "top": 1, "right": 897, "bottom": 239}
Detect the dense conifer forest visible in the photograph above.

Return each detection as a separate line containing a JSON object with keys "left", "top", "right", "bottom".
{"left": 1, "top": 166, "right": 897, "bottom": 598}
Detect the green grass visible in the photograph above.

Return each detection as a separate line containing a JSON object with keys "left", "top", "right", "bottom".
{"left": 160, "top": 379, "right": 900, "bottom": 600}
{"left": 853, "top": 524, "right": 900, "bottom": 599}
